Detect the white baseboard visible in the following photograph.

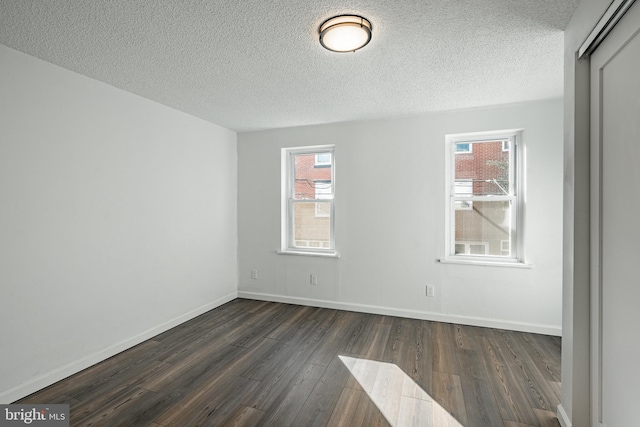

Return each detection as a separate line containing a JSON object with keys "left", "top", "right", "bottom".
{"left": 557, "top": 404, "right": 572, "bottom": 427}
{"left": 0, "top": 291, "right": 237, "bottom": 404}
{"left": 237, "top": 291, "right": 562, "bottom": 336}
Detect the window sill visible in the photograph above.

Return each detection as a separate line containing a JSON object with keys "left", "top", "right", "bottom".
{"left": 277, "top": 250, "right": 340, "bottom": 258}
{"left": 438, "top": 258, "right": 532, "bottom": 269}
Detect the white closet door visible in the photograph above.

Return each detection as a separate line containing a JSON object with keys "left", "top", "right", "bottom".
{"left": 590, "top": 3, "right": 640, "bottom": 426}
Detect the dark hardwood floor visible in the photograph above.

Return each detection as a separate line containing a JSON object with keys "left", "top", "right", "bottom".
{"left": 18, "top": 299, "right": 562, "bottom": 427}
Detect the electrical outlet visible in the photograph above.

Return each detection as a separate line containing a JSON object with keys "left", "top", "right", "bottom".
{"left": 426, "top": 285, "right": 435, "bottom": 297}
{"left": 310, "top": 274, "right": 318, "bottom": 285}
{"left": 251, "top": 269, "right": 258, "bottom": 280}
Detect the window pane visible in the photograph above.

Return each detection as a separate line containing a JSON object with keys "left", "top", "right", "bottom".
{"left": 314, "top": 181, "right": 332, "bottom": 199}
{"left": 293, "top": 202, "right": 331, "bottom": 248}
{"left": 315, "top": 201, "right": 330, "bottom": 217}
{"left": 469, "top": 244, "right": 487, "bottom": 255}
{"left": 454, "top": 180, "right": 473, "bottom": 196}
{"left": 315, "top": 153, "right": 332, "bottom": 165}
{"left": 454, "top": 200, "right": 512, "bottom": 257}
{"left": 294, "top": 154, "right": 332, "bottom": 200}
{"left": 455, "top": 140, "right": 510, "bottom": 196}
{"left": 455, "top": 143, "right": 472, "bottom": 153}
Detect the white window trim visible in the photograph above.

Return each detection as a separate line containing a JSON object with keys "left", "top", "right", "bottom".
{"left": 280, "top": 145, "right": 336, "bottom": 256}
{"left": 444, "top": 129, "right": 526, "bottom": 265}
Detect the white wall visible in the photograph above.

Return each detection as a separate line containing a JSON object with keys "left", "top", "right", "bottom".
{"left": 0, "top": 45, "right": 238, "bottom": 403}
{"left": 559, "top": 1, "right": 611, "bottom": 426}
{"left": 238, "top": 99, "right": 563, "bottom": 335}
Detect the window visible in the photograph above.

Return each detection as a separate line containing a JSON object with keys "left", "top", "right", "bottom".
{"left": 282, "top": 146, "right": 335, "bottom": 254}
{"left": 446, "top": 130, "right": 524, "bottom": 263}
{"left": 500, "top": 240, "right": 510, "bottom": 256}
{"left": 455, "top": 143, "right": 472, "bottom": 154}
{"left": 455, "top": 242, "right": 489, "bottom": 255}
{"left": 315, "top": 153, "right": 332, "bottom": 166}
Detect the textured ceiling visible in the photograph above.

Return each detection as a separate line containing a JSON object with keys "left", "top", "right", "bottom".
{"left": 0, "top": 0, "right": 579, "bottom": 132}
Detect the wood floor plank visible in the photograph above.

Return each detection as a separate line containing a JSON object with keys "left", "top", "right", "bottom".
{"left": 265, "top": 305, "right": 320, "bottom": 341}
{"left": 72, "top": 387, "right": 160, "bottom": 427}
{"left": 486, "top": 333, "right": 550, "bottom": 420}
{"left": 360, "top": 403, "right": 392, "bottom": 427}
{"left": 412, "top": 321, "right": 434, "bottom": 395}
{"left": 476, "top": 336, "right": 540, "bottom": 426}
{"left": 241, "top": 311, "right": 337, "bottom": 410}
{"left": 382, "top": 316, "right": 411, "bottom": 364}
{"left": 375, "top": 315, "right": 396, "bottom": 325}
{"left": 150, "top": 338, "right": 276, "bottom": 426}
{"left": 139, "top": 338, "right": 252, "bottom": 392}
{"left": 398, "top": 395, "right": 434, "bottom": 427}
{"left": 517, "top": 332, "right": 562, "bottom": 383}
{"left": 152, "top": 375, "right": 260, "bottom": 427}
{"left": 365, "top": 357, "right": 406, "bottom": 424}
{"left": 453, "top": 324, "right": 478, "bottom": 351}
{"left": 326, "top": 387, "right": 379, "bottom": 427}
{"left": 339, "top": 312, "right": 379, "bottom": 356}
{"left": 383, "top": 316, "right": 433, "bottom": 394}
{"left": 492, "top": 330, "right": 561, "bottom": 411}
{"left": 549, "top": 380, "right": 561, "bottom": 400}
{"left": 533, "top": 408, "right": 562, "bottom": 427}
{"left": 455, "top": 348, "right": 506, "bottom": 427}
{"left": 18, "top": 394, "right": 80, "bottom": 407}
{"left": 290, "top": 356, "right": 352, "bottom": 427}
{"left": 151, "top": 309, "right": 257, "bottom": 363}
{"left": 229, "top": 303, "right": 298, "bottom": 348}
{"left": 531, "top": 333, "right": 561, "bottom": 361}
{"left": 431, "top": 371, "right": 469, "bottom": 426}
{"left": 433, "top": 322, "right": 458, "bottom": 375}
{"left": 217, "top": 405, "right": 265, "bottom": 427}
{"left": 458, "top": 376, "right": 505, "bottom": 427}
{"left": 16, "top": 299, "right": 561, "bottom": 427}
{"left": 504, "top": 421, "right": 537, "bottom": 427}
{"left": 306, "top": 310, "right": 360, "bottom": 367}
{"left": 343, "top": 322, "right": 392, "bottom": 391}
{"left": 259, "top": 363, "right": 327, "bottom": 427}
{"left": 243, "top": 307, "right": 335, "bottom": 380}
{"left": 70, "top": 360, "right": 172, "bottom": 413}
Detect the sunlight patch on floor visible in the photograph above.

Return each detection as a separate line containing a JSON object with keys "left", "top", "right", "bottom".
{"left": 339, "top": 356, "right": 464, "bottom": 427}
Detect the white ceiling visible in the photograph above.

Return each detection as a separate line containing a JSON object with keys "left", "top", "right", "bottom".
{"left": 0, "top": 0, "right": 579, "bottom": 132}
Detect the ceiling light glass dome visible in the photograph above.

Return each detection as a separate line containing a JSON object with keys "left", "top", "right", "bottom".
{"left": 319, "top": 15, "right": 372, "bottom": 53}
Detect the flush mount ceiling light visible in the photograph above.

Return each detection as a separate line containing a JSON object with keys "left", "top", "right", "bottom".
{"left": 319, "top": 15, "right": 372, "bottom": 53}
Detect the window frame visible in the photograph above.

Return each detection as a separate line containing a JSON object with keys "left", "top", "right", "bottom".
{"left": 444, "top": 130, "right": 525, "bottom": 264}
{"left": 281, "top": 145, "right": 336, "bottom": 256}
